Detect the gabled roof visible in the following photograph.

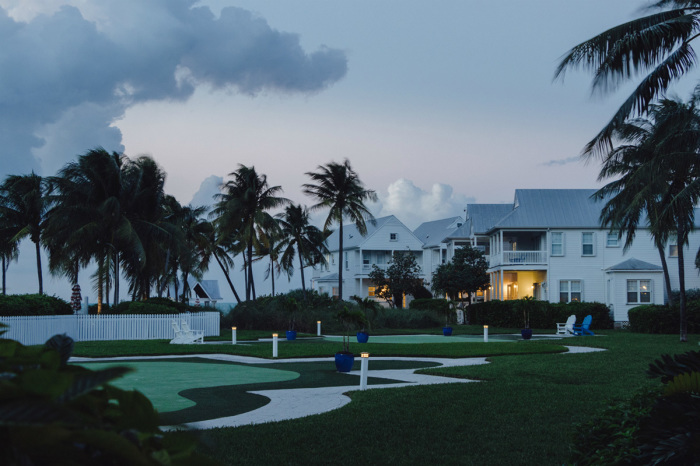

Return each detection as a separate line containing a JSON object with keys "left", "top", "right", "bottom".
{"left": 315, "top": 273, "right": 339, "bottom": 282}
{"left": 324, "top": 215, "right": 422, "bottom": 251}
{"left": 413, "top": 216, "right": 463, "bottom": 248}
{"left": 488, "top": 189, "right": 603, "bottom": 231}
{"left": 192, "top": 279, "right": 223, "bottom": 300}
{"left": 466, "top": 204, "right": 513, "bottom": 234}
{"left": 605, "top": 258, "right": 663, "bottom": 272}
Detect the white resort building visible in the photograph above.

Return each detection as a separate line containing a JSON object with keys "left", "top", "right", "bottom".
{"left": 311, "top": 189, "right": 700, "bottom": 325}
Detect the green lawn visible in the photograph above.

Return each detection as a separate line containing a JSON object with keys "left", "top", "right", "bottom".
{"left": 194, "top": 331, "right": 699, "bottom": 465}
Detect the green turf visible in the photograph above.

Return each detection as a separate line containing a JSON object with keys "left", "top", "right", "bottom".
{"left": 76, "top": 360, "right": 300, "bottom": 413}
{"left": 196, "top": 332, "right": 700, "bottom": 465}
{"left": 322, "top": 334, "right": 560, "bottom": 343}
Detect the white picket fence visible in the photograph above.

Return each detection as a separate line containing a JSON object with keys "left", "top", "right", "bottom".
{"left": 0, "top": 313, "right": 220, "bottom": 346}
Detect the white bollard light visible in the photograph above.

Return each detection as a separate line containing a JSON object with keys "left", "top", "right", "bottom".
{"left": 317, "top": 320, "right": 322, "bottom": 336}
{"left": 484, "top": 325, "right": 489, "bottom": 343}
{"left": 360, "top": 352, "right": 370, "bottom": 390}
{"left": 232, "top": 327, "right": 237, "bottom": 345}
{"left": 272, "top": 333, "right": 278, "bottom": 358}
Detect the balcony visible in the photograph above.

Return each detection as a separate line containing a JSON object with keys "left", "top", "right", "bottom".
{"left": 490, "top": 250, "right": 547, "bottom": 267}
{"left": 355, "top": 263, "right": 389, "bottom": 275}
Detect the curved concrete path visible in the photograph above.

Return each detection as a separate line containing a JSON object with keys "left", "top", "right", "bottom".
{"left": 73, "top": 344, "right": 605, "bottom": 431}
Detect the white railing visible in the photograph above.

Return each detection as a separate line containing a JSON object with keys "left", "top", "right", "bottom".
{"left": 355, "top": 264, "right": 389, "bottom": 274}
{"left": 0, "top": 312, "right": 220, "bottom": 346}
{"left": 491, "top": 251, "right": 548, "bottom": 266}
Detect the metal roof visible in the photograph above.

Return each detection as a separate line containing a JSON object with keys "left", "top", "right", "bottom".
{"left": 412, "top": 217, "right": 463, "bottom": 248}
{"left": 488, "top": 189, "right": 603, "bottom": 231}
{"left": 466, "top": 204, "right": 513, "bottom": 234}
{"left": 324, "top": 215, "right": 406, "bottom": 250}
{"left": 605, "top": 258, "right": 663, "bottom": 272}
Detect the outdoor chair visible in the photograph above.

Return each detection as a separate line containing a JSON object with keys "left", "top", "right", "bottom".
{"left": 180, "top": 320, "right": 204, "bottom": 344}
{"left": 556, "top": 314, "right": 576, "bottom": 335}
{"left": 170, "top": 320, "right": 186, "bottom": 344}
{"left": 573, "top": 315, "right": 594, "bottom": 336}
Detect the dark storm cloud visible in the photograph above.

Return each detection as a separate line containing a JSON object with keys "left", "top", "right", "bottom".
{"left": 540, "top": 156, "right": 580, "bottom": 167}
{"left": 0, "top": 0, "right": 347, "bottom": 177}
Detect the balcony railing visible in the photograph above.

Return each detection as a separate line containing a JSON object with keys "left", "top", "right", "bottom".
{"left": 355, "top": 263, "right": 389, "bottom": 274}
{"left": 490, "top": 250, "right": 547, "bottom": 266}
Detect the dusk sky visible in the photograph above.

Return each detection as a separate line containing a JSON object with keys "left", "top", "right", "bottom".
{"left": 1, "top": 0, "right": 689, "bottom": 300}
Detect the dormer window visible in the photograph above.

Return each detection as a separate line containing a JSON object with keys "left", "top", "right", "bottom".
{"left": 390, "top": 233, "right": 398, "bottom": 241}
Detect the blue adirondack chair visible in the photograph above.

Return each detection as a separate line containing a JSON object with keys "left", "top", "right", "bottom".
{"left": 573, "top": 315, "right": 594, "bottom": 336}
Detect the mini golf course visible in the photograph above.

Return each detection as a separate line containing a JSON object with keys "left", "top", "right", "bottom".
{"left": 76, "top": 357, "right": 441, "bottom": 426}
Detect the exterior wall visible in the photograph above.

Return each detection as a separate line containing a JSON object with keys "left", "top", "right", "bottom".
{"left": 605, "top": 271, "right": 664, "bottom": 322}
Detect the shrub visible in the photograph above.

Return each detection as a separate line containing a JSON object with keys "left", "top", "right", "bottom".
{"left": 409, "top": 298, "right": 449, "bottom": 314}
{"left": 466, "top": 299, "right": 613, "bottom": 329}
{"left": 0, "top": 294, "right": 72, "bottom": 316}
{"left": 0, "top": 327, "right": 208, "bottom": 465}
{"left": 629, "top": 300, "right": 700, "bottom": 334}
{"left": 374, "top": 308, "right": 441, "bottom": 329}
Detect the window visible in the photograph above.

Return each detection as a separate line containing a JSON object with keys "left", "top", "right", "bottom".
{"left": 390, "top": 233, "right": 398, "bottom": 241}
{"left": 560, "top": 280, "right": 582, "bottom": 303}
{"left": 551, "top": 232, "right": 564, "bottom": 256}
{"left": 669, "top": 236, "right": 678, "bottom": 257}
{"left": 606, "top": 232, "right": 619, "bottom": 248}
{"left": 627, "top": 280, "right": 651, "bottom": 304}
{"left": 332, "top": 287, "right": 339, "bottom": 297}
{"left": 582, "top": 232, "right": 595, "bottom": 256}
{"left": 344, "top": 252, "right": 349, "bottom": 270}
{"left": 377, "top": 252, "right": 385, "bottom": 265}
{"left": 368, "top": 286, "right": 376, "bottom": 297}
{"left": 363, "top": 252, "right": 370, "bottom": 267}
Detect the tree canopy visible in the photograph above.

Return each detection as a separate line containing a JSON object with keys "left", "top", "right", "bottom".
{"left": 431, "top": 245, "right": 489, "bottom": 303}
{"left": 368, "top": 251, "right": 422, "bottom": 308}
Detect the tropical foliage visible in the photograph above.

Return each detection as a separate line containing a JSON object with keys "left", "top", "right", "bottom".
{"left": 368, "top": 251, "right": 423, "bottom": 308}
{"left": 431, "top": 245, "right": 489, "bottom": 303}
{"left": 303, "top": 159, "right": 377, "bottom": 300}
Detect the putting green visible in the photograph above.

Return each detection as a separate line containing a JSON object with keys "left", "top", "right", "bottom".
{"left": 77, "top": 361, "right": 299, "bottom": 413}
{"left": 324, "top": 334, "right": 558, "bottom": 343}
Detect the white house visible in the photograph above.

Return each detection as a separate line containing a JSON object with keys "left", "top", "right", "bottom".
{"left": 475, "top": 189, "right": 700, "bottom": 324}
{"left": 312, "top": 189, "right": 700, "bottom": 325}
{"left": 311, "top": 215, "right": 424, "bottom": 303}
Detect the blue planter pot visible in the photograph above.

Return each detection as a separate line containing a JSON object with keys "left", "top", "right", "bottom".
{"left": 335, "top": 352, "right": 355, "bottom": 372}
{"left": 443, "top": 326, "right": 453, "bottom": 336}
{"left": 521, "top": 328, "right": 533, "bottom": 340}
{"left": 356, "top": 331, "right": 369, "bottom": 343}
{"left": 286, "top": 330, "right": 297, "bottom": 341}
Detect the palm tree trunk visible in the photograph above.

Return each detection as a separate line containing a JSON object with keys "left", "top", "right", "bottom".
{"left": 247, "top": 240, "right": 254, "bottom": 301}
{"left": 105, "top": 253, "right": 110, "bottom": 308}
{"left": 34, "top": 240, "right": 43, "bottom": 295}
{"left": 677, "top": 221, "right": 688, "bottom": 342}
{"left": 97, "top": 256, "right": 104, "bottom": 314}
{"left": 2, "top": 255, "right": 6, "bottom": 295}
{"left": 270, "top": 257, "right": 275, "bottom": 296}
{"left": 113, "top": 249, "right": 119, "bottom": 306}
{"left": 656, "top": 243, "right": 673, "bottom": 306}
{"left": 183, "top": 271, "right": 189, "bottom": 304}
{"left": 338, "top": 221, "right": 343, "bottom": 300}
{"left": 214, "top": 253, "right": 241, "bottom": 304}
{"left": 298, "top": 248, "right": 306, "bottom": 298}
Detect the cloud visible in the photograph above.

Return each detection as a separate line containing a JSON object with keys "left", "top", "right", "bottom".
{"left": 373, "top": 179, "right": 475, "bottom": 230}
{"left": 0, "top": 0, "right": 347, "bottom": 178}
{"left": 189, "top": 175, "right": 223, "bottom": 209}
{"left": 540, "top": 155, "right": 581, "bottom": 166}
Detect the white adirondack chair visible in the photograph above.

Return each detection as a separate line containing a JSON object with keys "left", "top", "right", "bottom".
{"left": 180, "top": 320, "right": 204, "bottom": 344}
{"left": 556, "top": 314, "right": 576, "bottom": 335}
{"left": 170, "top": 320, "right": 186, "bottom": 344}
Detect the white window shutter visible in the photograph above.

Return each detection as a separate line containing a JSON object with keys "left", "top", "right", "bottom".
{"left": 562, "top": 232, "right": 566, "bottom": 256}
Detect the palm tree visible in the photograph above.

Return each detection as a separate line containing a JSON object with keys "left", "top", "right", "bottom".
{"left": 211, "top": 165, "right": 289, "bottom": 301}
{"left": 595, "top": 91, "right": 700, "bottom": 341}
{"left": 0, "top": 173, "right": 48, "bottom": 294}
{"left": 207, "top": 228, "right": 243, "bottom": 304}
{"left": 303, "top": 160, "right": 377, "bottom": 300}
{"left": 555, "top": 1, "right": 700, "bottom": 156}
{"left": 0, "top": 226, "right": 18, "bottom": 295}
{"left": 254, "top": 225, "right": 285, "bottom": 296}
{"left": 276, "top": 204, "right": 329, "bottom": 297}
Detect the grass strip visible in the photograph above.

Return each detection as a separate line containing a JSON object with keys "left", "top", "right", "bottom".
{"left": 73, "top": 338, "right": 566, "bottom": 359}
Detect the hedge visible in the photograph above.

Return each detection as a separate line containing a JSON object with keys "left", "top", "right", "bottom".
{"left": 409, "top": 298, "right": 449, "bottom": 314}
{"left": 0, "top": 294, "right": 72, "bottom": 316}
{"left": 628, "top": 300, "right": 700, "bottom": 334}
{"left": 466, "top": 299, "right": 614, "bottom": 329}
{"left": 88, "top": 298, "right": 203, "bottom": 315}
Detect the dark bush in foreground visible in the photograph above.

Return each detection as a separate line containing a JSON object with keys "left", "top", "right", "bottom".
{"left": 629, "top": 301, "right": 700, "bottom": 334}
{"left": 466, "top": 299, "right": 613, "bottom": 329}
{"left": 89, "top": 299, "right": 204, "bottom": 315}
{"left": 0, "top": 294, "right": 72, "bottom": 316}
{"left": 409, "top": 298, "right": 449, "bottom": 314}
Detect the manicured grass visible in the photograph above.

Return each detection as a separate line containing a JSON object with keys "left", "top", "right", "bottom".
{"left": 73, "top": 338, "right": 566, "bottom": 359}
{"left": 196, "top": 332, "right": 700, "bottom": 465}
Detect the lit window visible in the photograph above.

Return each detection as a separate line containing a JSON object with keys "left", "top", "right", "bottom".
{"left": 606, "top": 232, "right": 619, "bottom": 248}
{"left": 368, "top": 286, "right": 375, "bottom": 297}
{"left": 390, "top": 233, "right": 398, "bottom": 241}
{"left": 669, "top": 236, "right": 678, "bottom": 257}
{"left": 551, "top": 232, "right": 564, "bottom": 256}
{"left": 582, "top": 232, "right": 594, "bottom": 256}
{"left": 627, "top": 280, "right": 651, "bottom": 304}
{"left": 560, "top": 280, "right": 581, "bottom": 303}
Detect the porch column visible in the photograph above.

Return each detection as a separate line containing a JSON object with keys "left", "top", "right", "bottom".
{"left": 499, "top": 269, "right": 504, "bottom": 300}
